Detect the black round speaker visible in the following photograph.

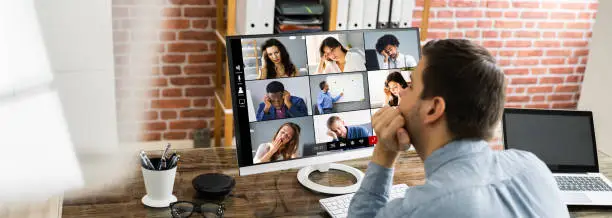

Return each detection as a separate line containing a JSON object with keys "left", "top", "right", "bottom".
{"left": 192, "top": 173, "right": 235, "bottom": 200}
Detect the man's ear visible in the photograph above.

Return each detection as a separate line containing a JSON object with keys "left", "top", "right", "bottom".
{"left": 423, "top": 96, "right": 446, "bottom": 125}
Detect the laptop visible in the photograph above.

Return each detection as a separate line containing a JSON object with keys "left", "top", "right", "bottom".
{"left": 503, "top": 108, "right": 612, "bottom": 206}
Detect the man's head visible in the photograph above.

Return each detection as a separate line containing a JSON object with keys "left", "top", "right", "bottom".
{"left": 266, "top": 81, "right": 285, "bottom": 109}
{"left": 327, "top": 116, "right": 347, "bottom": 138}
{"left": 398, "top": 39, "right": 505, "bottom": 148}
{"left": 375, "top": 34, "right": 400, "bottom": 59}
{"left": 319, "top": 81, "right": 329, "bottom": 92}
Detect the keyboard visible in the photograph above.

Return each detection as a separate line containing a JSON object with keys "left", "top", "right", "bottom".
{"left": 555, "top": 176, "right": 612, "bottom": 191}
{"left": 319, "top": 184, "right": 409, "bottom": 218}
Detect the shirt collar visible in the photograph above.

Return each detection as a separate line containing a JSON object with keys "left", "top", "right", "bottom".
{"left": 423, "top": 139, "right": 490, "bottom": 178}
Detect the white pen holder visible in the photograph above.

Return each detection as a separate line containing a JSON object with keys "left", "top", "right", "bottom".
{"left": 141, "top": 160, "right": 177, "bottom": 208}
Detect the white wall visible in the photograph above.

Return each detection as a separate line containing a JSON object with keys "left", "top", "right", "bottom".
{"left": 579, "top": 1, "right": 612, "bottom": 155}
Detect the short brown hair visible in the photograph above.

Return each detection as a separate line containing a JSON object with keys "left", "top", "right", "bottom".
{"left": 420, "top": 39, "right": 505, "bottom": 140}
{"left": 327, "top": 116, "right": 342, "bottom": 128}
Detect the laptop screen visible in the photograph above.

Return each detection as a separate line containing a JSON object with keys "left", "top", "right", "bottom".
{"left": 503, "top": 109, "right": 598, "bottom": 172}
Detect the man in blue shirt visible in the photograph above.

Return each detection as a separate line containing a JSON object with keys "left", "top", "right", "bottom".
{"left": 326, "top": 116, "right": 369, "bottom": 142}
{"left": 317, "top": 81, "right": 343, "bottom": 114}
{"left": 348, "top": 39, "right": 568, "bottom": 217}
{"left": 256, "top": 81, "right": 308, "bottom": 121}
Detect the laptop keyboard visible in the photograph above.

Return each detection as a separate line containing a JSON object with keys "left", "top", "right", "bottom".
{"left": 555, "top": 176, "right": 612, "bottom": 191}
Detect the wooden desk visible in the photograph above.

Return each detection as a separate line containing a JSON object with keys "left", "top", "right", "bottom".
{"left": 62, "top": 148, "right": 612, "bottom": 217}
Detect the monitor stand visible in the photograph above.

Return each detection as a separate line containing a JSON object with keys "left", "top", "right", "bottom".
{"left": 297, "top": 163, "right": 364, "bottom": 195}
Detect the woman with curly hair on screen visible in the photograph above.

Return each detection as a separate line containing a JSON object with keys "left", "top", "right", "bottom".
{"left": 253, "top": 122, "right": 301, "bottom": 163}
{"left": 258, "top": 38, "right": 299, "bottom": 79}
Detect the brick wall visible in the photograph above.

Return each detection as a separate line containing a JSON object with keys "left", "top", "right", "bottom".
{"left": 112, "top": 0, "right": 597, "bottom": 143}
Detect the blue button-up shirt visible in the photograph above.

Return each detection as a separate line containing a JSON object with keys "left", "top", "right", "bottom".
{"left": 348, "top": 139, "right": 569, "bottom": 218}
{"left": 317, "top": 91, "right": 342, "bottom": 114}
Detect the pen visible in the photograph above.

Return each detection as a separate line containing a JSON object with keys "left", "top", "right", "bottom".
{"left": 159, "top": 158, "right": 167, "bottom": 170}
{"left": 140, "top": 151, "right": 155, "bottom": 170}
{"left": 168, "top": 154, "right": 179, "bottom": 169}
{"left": 159, "top": 143, "right": 172, "bottom": 170}
{"left": 161, "top": 143, "right": 172, "bottom": 159}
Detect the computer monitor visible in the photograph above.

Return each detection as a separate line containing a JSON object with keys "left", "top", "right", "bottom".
{"left": 226, "top": 28, "right": 420, "bottom": 194}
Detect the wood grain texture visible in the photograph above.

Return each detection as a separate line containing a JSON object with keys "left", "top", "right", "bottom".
{"left": 62, "top": 148, "right": 612, "bottom": 217}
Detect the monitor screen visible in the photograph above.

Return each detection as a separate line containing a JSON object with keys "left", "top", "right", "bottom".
{"left": 226, "top": 28, "right": 420, "bottom": 175}
{"left": 503, "top": 109, "right": 597, "bottom": 170}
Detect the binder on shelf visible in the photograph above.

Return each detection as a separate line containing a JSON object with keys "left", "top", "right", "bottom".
{"left": 236, "top": 0, "right": 275, "bottom": 35}
{"left": 362, "top": 0, "right": 379, "bottom": 29}
{"left": 399, "top": 0, "right": 415, "bottom": 28}
{"left": 390, "top": 0, "right": 402, "bottom": 28}
{"left": 377, "top": 0, "right": 392, "bottom": 28}
{"left": 336, "top": 0, "right": 350, "bottom": 30}
{"left": 348, "top": 0, "right": 364, "bottom": 30}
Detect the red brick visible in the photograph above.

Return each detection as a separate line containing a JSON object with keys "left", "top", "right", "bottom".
{"left": 550, "top": 94, "right": 573, "bottom": 101}
{"left": 482, "top": 31, "right": 498, "bottom": 38}
{"left": 162, "top": 88, "right": 183, "bottom": 97}
{"left": 181, "top": 109, "right": 214, "bottom": 118}
{"left": 170, "top": 76, "right": 210, "bottom": 86}
{"left": 555, "top": 85, "right": 580, "bottom": 93}
{"left": 567, "top": 75, "right": 583, "bottom": 83}
{"left": 141, "top": 133, "right": 161, "bottom": 141}
{"left": 437, "top": 10, "right": 453, "bottom": 18}
{"left": 495, "top": 21, "right": 522, "bottom": 28}
{"left": 501, "top": 31, "right": 512, "bottom": 38}
{"left": 413, "top": 11, "right": 423, "bottom": 19}
{"left": 145, "top": 122, "right": 167, "bottom": 131}
{"left": 482, "top": 40, "right": 502, "bottom": 48}
{"left": 568, "top": 58, "right": 579, "bottom": 65}
{"left": 503, "top": 11, "right": 519, "bottom": 18}
{"left": 499, "top": 51, "right": 515, "bottom": 57}
{"left": 430, "top": 21, "right": 454, "bottom": 29}
{"left": 521, "top": 12, "right": 548, "bottom": 19}
{"left": 456, "top": 11, "right": 483, "bottom": 18}
{"left": 486, "top": 11, "right": 502, "bottom": 18}
{"left": 164, "top": 131, "right": 187, "bottom": 140}
{"left": 512, "top": 1, "right": 539, "bottom": 8}
{"left": 535, "top": 41, "right": 561, "bottom": 48}
{"left": 430, "top": 0, "right": 446, "bottom": 7}
{"left": 168, "top": 43, "right": 208, "bottom": 52}
{"left": 550, "top": 67, "right": 573, "bottom": 74}
{"left": 169, "top": 0, "right": 209, "bottom": 5}
{"left": 563, "top": 41, "right": 588, "bottom": 47}
{"left": 457, "top": 21, "right": 475, "bottom": 28}
{"left": 485, "top": 1, "right": 510, "bottom": 8}
{"left": 511, "top": 77, "right": 537, "bottom": 85}
{"left": 506, "top": 87, "right": 514, "bottom": 94}
{"left": 160, "top": 31, "right": 176, "bottom": 41}
{"left": 162, "top": 7, "right": 182, "bottom": 17}
{"left": 184, "top": 65, "right": 215, "bottom": 75}
{"left": 505, "top": 41, "right": 531, "bottom": 48}
{"left": 546, "top": 50, "right": 571, "bottom": 56}
{"left": 185, "top": 87, "right": 215, "bottom": 97}
{"left": 528, "top": 86, "right": 553, "bottom": 93}
{"left": 504, "top": 103, "right": 523, "bottom": 108}
{"left": 193, "top": 98, "right": 210, "bottom": 107}
{"left": 541, "top": 58, "right": 565, "bottom": 65}
{"left": 169, "top": 120, "right": 208, "bottom": 130}
{"left": 589, "top": 2, "right": 599, "bottom": 10}
{"left": 179, "top": 31, "right": 215, "bottom": 40}
{"left": 581, "top": 57, "right": 588, "bottom": 65}
{"left": 552, "top": 102, "right": 577, "bottom": 109}
{"left": 498, "top": 59, "right": 511, "bottom": 66}
{"left": 574, "top": 49, "right": 589, "bottom": 56}
{"left": 559, "top": 32, "right": 584, "bottom": 39}
{"left": 567, "top": 22, "right": 591, "bottom": 29}
{"left": 516, "top": 87, "right": 526, "bottom": 93}
{"left": 449, "top": 0, "right": 477, "bottom": 7}
{"left": 426, "top": 31, "right": 447, "bottom": 39}
{"left": 162, "top": 19, "right": 190, "bottom": 29}
{"left": 513, "top": 59, "right": 538, "bottom": 66}
{"left": 517, "top": 50, "right": 543, "bottom": 57}
{"left": 576, "top": 66, "right": 586, "bottom": 73}
{"left": 551, "top": 12, "right": 576, "bottom": 20}
{"left": 188, "top": 54, "right": 216, "bottom": 63}
{"left": 184, "top": 7, "right": 215, "bottom": 17}
{"left": 465, "top": 31, "right": 480, "bottom": 38}
{"left": 543, "top": 32, "right": 556, "bottom": 38}
{"left": 151, "top": 99, "right": 191, "bottom": 109}
{"left": 538, "top": 22, "right": 564, "bottom": 29}
{"left": 507, "top": 95, "right": 530, "bottom": 102}
{"left": 489, "top": 50, "right": 498, "bottom": 56}
{"left": 151, "top": 78, "right": 168, "bottom": 87}
{"left": 450, "top": 31, "right": 464, "bottom": 38}
{"left": 161, "top": 111, "right": 178, "bottom": 119}
{"left": 477, "top": 20, "right": 493, "bottom": 28}
{"left": 504, "top": 68, "right": 528, "bottom": 75}
{"left": 526, "top": 104, "right": 550, "bottom": 109}
{"left": 542, "top": 2, "right": 558, "bottom": 9}
{"left": 147, "top": 89, "right": 160, "bottom": 98}
{"left": 532, "top": 95, "right": 546, "bottom": 102}
{"left": 145, "top": 111, "right": 158, "bottom": 120}
{"left": 524, "top": 22, "right": 535, "bottom": 28}
{"left": 162, "top": 66, "right": 182, "bottom": 75}
{"left": 162, "top": 55, "right": 185, "bottom": 64}
{"left": 560, "top": 2, "right": 586, "bottom": 10}
{"left": 515, "top": 31, "right": 540, "bottom": 38}
{"left": 531, "top": 68, "right": 547, "bottom": 75}
{"left": 192, "top": 19, "right": 210, "bottom": 29}
{"left": 540, "top": 76, "right": 564, "bottom": 84}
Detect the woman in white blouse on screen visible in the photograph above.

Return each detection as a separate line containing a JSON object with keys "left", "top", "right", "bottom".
{"left": 253, "top": 122, "right": 301, "bottom": 164}
{"left": 315, "top": 37, "right": 366, "bottom": 74}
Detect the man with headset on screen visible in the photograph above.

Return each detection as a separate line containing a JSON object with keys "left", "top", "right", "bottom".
{"left": 348, "top": 39, "right": 568, "bottom": 217}
{"left": 375, "top": 34, "right": 417, "bottom": 69}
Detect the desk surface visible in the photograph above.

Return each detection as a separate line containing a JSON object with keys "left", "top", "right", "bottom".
{"left": 63, "top": 148, "right": 612, "bottom": 217}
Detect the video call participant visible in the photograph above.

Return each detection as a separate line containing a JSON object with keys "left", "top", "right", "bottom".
{"left": 375, "top": 34, "right": 417, "bottom": 69}
{"left": 316, "top": 37, "right": 366, "bottom": 74}
{"left": 253, "top": 122, "right": 301, "bottom": 164}
{"left": 317, "top": 81, "right": 343, "bottom": 114}
{"left": 384, "top": 72, "right": 409, "bottom": 107}
{"left": 256, "top": 81, "right": 308, "bottom": 121}
{"left": 258, "top": 38, "right": 298, "bottom": 79}
{"left": 326, "top": 116, "right": 369, "bottom": 142}
{"left": 348, "top": 39, "right": 567, "bottom": 217}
